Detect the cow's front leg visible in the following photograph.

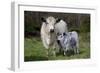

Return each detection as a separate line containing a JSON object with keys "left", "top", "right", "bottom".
{"left": 47, "top": 48, "right": 56, "bottom": 59}
{"left": 63, "top": 51, "right": 66, "bottom": 56}
{"left": 52, "top": 43, "right": 56, "bottom": 57}
{"left": 74, "top": 46, "right": 79, "bottom": 54}
{"left": 63, "top": 48, "right": 67, "bottom": 56}
{"left": 53, "top": 48, "right": 56, "bottom": 57}
{"left": 45, "top": 49, "right": 49, "bottom": 58}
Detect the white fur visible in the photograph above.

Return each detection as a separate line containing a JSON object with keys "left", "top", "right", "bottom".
{"left": 41, "top": 16, "right": 56, "bottom": 56}
{"left": 54, "top": 19, "right": 68, "bottom": 53}
{"left": 55, "top": 20, "right": 68, "bottom": 34}
{"left": 69, "top": 31, "right": 79, "bottom": 54}
{"left": 57, "top": 31, "right": 79, "bottom": 55}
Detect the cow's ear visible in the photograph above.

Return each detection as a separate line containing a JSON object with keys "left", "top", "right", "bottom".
{"left": 56, "top": 18, "right": 61, "bottom": 23}
{"left": 63, "top": 32, "right": 66, "bottom": 36}
{"left": 41, "top": 17, "right": 46, "bottom": 22}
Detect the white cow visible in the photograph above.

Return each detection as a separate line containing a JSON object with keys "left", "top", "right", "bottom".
{"left": 41, "top": 16, "right": 59, "bottom": 56}
{"left": 55, "top": 19, "right": 68, "bottom": 35}
{"left": 57, "top": 31, "right": 79, "bottom": 56}
{"left": 54, "top": 19, "right": 68, "bottom": 53}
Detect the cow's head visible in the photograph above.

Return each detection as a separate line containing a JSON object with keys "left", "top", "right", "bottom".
{"left": 41, "top": 16, "right": 61, "bottom": 33}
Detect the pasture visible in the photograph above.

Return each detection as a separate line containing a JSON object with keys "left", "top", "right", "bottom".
{"left": 24, "top": 11, "right": 90, "bottom": 62}
{"left": 24, "top": 32, "right": 90, "bottom": 61}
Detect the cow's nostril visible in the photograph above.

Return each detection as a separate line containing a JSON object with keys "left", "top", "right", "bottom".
{"left": 50, "top": 29, "right": 54, "bottom": 33}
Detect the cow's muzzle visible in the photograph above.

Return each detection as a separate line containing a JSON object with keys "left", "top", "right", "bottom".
{"left": 50, "top": 29, "right": 54, "bottom": 33}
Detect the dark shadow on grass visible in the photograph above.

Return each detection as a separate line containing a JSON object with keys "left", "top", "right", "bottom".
{"left": 56, "top": 52, "right": 63, "bottom": 56}
{"left": 79, "top": 50, "right": 84, "bottom": 54}
{"left": 57, "top": 50, "right": 85, "bottom": 57}
{"left": 24, "top": 55, "right": 48, "bottom": 62}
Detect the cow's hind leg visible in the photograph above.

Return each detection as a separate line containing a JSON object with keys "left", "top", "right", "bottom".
{"left": 76, "top": 47, "right": 79, "bottom": 54}
{"left": 76, "top": 44, "right": 79, "bottom": 54}
{"left": 74, "top": 47, "right": 79, "bottom": 54}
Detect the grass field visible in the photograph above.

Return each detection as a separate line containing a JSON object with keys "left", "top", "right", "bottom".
{"left": 24, "top": 32, "right": 90, "bottom": 62}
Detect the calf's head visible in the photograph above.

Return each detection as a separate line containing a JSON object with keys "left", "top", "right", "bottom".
{"left": 57, "top": 32, "right": 69, "bottom": 46}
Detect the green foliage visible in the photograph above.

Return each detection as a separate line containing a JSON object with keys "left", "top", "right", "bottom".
{"left": 24, "top": 11, "right": 40, "bottom": 32}
{"left": 80, "top": 15, "right": 90, "bottom": 33}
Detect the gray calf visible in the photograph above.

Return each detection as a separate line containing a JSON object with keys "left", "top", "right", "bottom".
{"left": 57, "top": 31, "right": 79, "bottom": 56}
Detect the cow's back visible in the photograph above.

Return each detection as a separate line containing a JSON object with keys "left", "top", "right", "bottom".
{"left": 55, "top": 20, "right": 68, "bottom": 34}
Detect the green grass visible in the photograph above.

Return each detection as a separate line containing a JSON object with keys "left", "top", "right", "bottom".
{"left": 24, "top": 32, "right": 90, "bottom": 62}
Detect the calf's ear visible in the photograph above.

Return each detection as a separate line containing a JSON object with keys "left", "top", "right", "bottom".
{"left": 41, "top": 17, "right": 46, "bottom": 22}
{"left": 56, "top": 18, "right": 61, "bottom": 23}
